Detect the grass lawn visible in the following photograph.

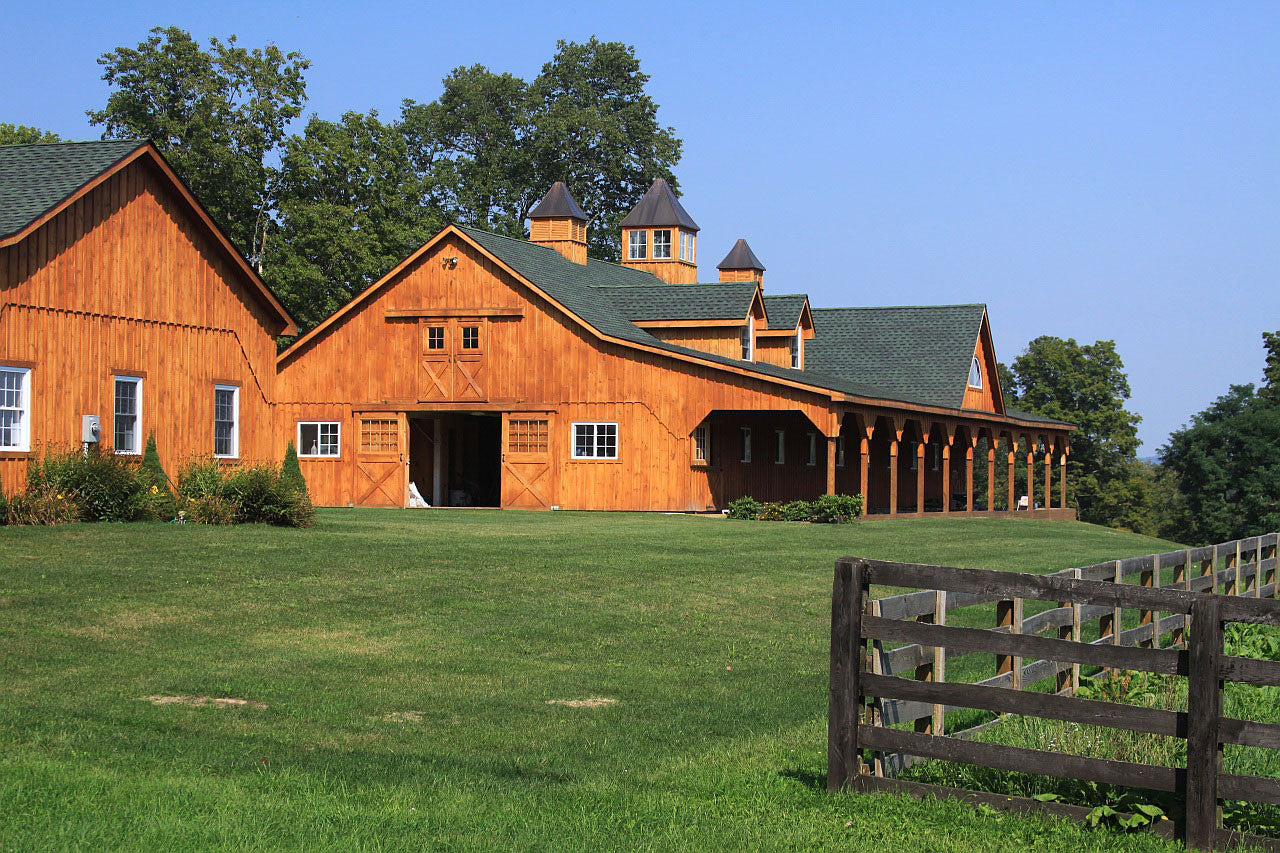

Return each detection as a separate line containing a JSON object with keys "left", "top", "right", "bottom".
{"left": 0, "top": 510, "right": 1190, "bottom": 850}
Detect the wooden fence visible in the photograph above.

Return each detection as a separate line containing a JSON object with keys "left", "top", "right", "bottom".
{"left": 827, "top": 534, "right": 1280, "bottom": 850}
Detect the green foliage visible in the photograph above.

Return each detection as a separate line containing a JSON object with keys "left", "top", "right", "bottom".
{"left": 6, "top": 481, "right": 80, "bottom": 525}
{"left": 755, "top": 501, "right": 786, "bottom": 521}
{"left": 811, "top": 493, "right": 864, "bottom": 523}
{"left": 25, "top": 446, "right": 144, "bottom": 522}
{"left": 725, "top": 495, "right": 761, "bottom": 520}
{"left": 781, "top": 500, "right": 814, "bottom": 522}
{"left": 134, "top": 433, "right": 177, "bottom": 521}
{"left": 87, "top": 27, "right": 309, "bottom": 264}
{"left": 281, "top": 441, "right": 307, "bottom": 495}
{"left": 175, "top": 459, "right": 313, "bottom": 527}
{"left": 0, "top": 470, "right": 7, "bottom": 525}
{"left": 0, "top": 123, "right": 63, "bottom": 145}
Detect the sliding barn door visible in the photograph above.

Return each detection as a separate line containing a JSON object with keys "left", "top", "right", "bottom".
{"left": 501, "top": 413, "right": 555, "bottom": 509}
{"left": 354, "top": 414, "right": 407, "bottom": 508}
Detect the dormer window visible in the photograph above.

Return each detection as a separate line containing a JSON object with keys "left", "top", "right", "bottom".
{"left": 969, "top": 357, "right": 982, "bottom": 389}
{"left": 790, "top": 331, "right": 802, "bottom": 368}
{"left": 653, "top": 229, "right": 672, "bottom": 259}
{"left": 628, "top": 230, "right": 647, "bottom": 260}
{"left": 740, "top": 322, "right": 754, "bottom": 361}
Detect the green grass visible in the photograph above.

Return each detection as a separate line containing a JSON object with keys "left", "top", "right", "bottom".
{"left": 0, "top": 511, "right": 1187, "bottom": 850}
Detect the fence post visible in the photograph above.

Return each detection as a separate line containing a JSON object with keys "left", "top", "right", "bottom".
{"left": 1186, "top": 594, "right": 1224, "bottom": 850}
{"left": 868, "top": 599, "right": 885, "bottom": 778}
{"left": 1272, "top": 534, "right": 1279, "bottom": 600}
{"left": 1099, "top": 561, "right": 1122, "bottom": 674}
{"left": 828, "top": 559, "right": 865, "bottom": 791}
{"left": 1175, "top": 550, "right": 1191, "bottom": 647}
{"left": 1057, "top": 569, "right": 1081, "bottom": 694}
{"left": 1254, "top": 536, "right": 1264, "bottom": 598}
{"left": 996, "top": 597, "right": 1024, "bottom": 689}
{"left": 932, "top": 590, "right": 946, "bottom": 735}
{"left": 1210, "top": 548, "right": 1219, "bottom": 596}
{"left": 1140, "top": 560, "right": 1158, "bottom": 649}
{"left": 1228, "top": 541, "right": 1240, "bottom": 596}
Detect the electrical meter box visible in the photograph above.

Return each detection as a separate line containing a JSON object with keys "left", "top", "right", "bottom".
{"left": 82, "top": 415, "right": 101, "bottom": 443}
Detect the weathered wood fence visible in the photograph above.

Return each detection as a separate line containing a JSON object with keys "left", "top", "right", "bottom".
{"left": 828, "top": 534, "right": 1280, "bottom": 850}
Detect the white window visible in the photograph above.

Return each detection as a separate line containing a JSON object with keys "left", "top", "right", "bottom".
{"left": 0, "top": 367, "right": 31, "bottom": 452}
{"left": 791, "top": 332, "right": 803, "bottom": 368}
{"left": 693, "top": 424, "right": 709, "bottom": 463}
{"left": 113, "top": 376, "right": 141, "bottom": 454}
{"left": 740, "top": 427, "right": 752, "bottom": 463}
{"left": 836, "top": 436, "right": 846, "bottom": 468}
{"left": 969, "top": 357, "right": 982, "bottom": 389}
{"left": 679, "top": 232, "right": 688, "bottom": 260}
{"left": 628, "top": 230, "right": 647, "bottom": 260}
{"left": 298, "top": 422, "right": 340, "bottom": 458}
{"left": 653, "top": 229, "right": 672, "bottom": 259}
{"left": 687, "top": 233, "right": 694, "bottom": 261}
{"left": 775, "top": 429, "right": 786, "bottom": 465}
{"left": 806, "top": 432, "right": 817, "bottom": 466}
{"left": 214, "top": 385, "right": 239, "bottom": 458}
{"left": 572, "top": 422, "right": 618, "bottom": 459}
{"left": 740, "top": 322, "right": 754, "bottom": 361}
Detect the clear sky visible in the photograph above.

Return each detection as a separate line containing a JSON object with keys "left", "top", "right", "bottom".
{"left": 4, "top": 1, "right": 1278, "bottom": 452}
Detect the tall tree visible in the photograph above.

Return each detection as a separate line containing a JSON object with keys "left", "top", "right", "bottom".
{"left": 1161, "top": 331, "right": 1280, "bottom": 542}
{"left": 265, "top": 110, "right": 441, "bottom": 332}
{"left": 1004, "top": 336, "right": 1142, "bottom": 524}
{"left": 87, "top": 27, "right": 308, "bottom": 266}
{"left": 0, "top": 124, "right": 63, "bottom": 145}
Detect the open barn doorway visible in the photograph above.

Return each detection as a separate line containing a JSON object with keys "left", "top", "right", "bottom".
{"left": 407, "top": 413, "right": 501, "bottom": 507}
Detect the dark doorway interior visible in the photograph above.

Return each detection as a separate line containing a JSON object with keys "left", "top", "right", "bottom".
{"left": 408, "top": 413, "right": 501, "bottom": 507}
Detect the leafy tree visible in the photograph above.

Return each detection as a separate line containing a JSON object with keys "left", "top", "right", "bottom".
{"left": 1003, "top": 336, "right": 1142, "bottom": 525}
{"left": 87, "top": 27, "right": 308, "bottom": 266}
{"left": 266, "top": 110, "right": 441, "bottom": 330}
{"left": 0, "top": 124, "right": 63, "bottom": 145}
{"left": 281, "top": 441, "right": 307, "bottom": 495}
{"left": 1161, "top": 332, "right": 1280, "bottom": 542}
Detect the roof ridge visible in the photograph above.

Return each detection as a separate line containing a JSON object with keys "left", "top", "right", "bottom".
{"left": 589, "top": 280, "right": 756, "bottom": 290}
{"left": 454, "top": 222, "right": 667, "bottom": 283}
{"left": 0, "top": 138, "right": 146, "bottom": 150}
{"left": 812, "top": 303, "right": 986, "bottom": 312}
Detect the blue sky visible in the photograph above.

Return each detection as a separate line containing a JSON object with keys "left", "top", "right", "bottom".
{"left": 4, "top": 1, "right": 1278, "bottom": 452}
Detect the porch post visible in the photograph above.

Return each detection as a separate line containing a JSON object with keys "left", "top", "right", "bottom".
{"left": 916, "top": 441, "right": 926, "bottom": 514}
{"left": 965, "top": 444, "right": 975, "bottom": 513}
{"left": 888, "top": 439, "right": 899, "bottom": 515}
{"left": 1044, "top": 446, "right": 1053, "bottom": 509}
{"left": 1006, "top": 438, "right": 1017, "bottom": 512}
{"left": 859, "top": 438, "right": 870, "bottom": 511}
{"left": 987, "top": 442, "right": 996, "bottom": 511}
{"left": 941, "top": 443, "right": 951, "bottom": 514}
{"left": 1026, "top": 443, "right": 1036, "bottom": 510}
{"left": 1060, "top": 447, "right": 1068, "bottom": 509}
{"left": 826, "top": 436, "right": 837, "bottom": 495}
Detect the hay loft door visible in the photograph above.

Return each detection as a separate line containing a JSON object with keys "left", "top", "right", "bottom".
{"left": 501, "top": 412, "right": 555, "bottom": 509}
{"left": 419, "top": 318, "right": 487, "bottom": 402}
{"left": 354, "top": 413, "right": 407, "bottom": 508}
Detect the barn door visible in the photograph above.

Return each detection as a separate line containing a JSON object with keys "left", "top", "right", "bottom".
{"left": 354, "top": 414, "right": 407, "bottom": 508}
{"left": 501, "top": 413, "right": 554, "bottom": 509}
{"left": 418, "top": 318, "right": 487, "bottom": 402}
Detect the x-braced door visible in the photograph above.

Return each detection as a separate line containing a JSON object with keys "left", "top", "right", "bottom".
{"left": 354, "top": 413, "right": 407, "bottom": 508}
{"left": 419, "top": 318, "right": 487, "bottom": 402}
{"left": 501, "top": 413, "right": 555, "bottom": 509}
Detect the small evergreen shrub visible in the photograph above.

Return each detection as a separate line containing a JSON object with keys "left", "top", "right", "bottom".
{"left": 281, "top": 441, "right": 307, "bottom": 494}
{"left": 782, "top": 500, "right": 815, "bottom": 522}
{"left": 135, "top": 433, "right": 177, "bottom": 521}
{"left": 756, "top": 501, "right": 786, "bottom": 521}
{"left": 726, "top": 496, "right": 762, "bottom": 520}
{"left": 811, "top": 493, "right": 864, "bottom": 523}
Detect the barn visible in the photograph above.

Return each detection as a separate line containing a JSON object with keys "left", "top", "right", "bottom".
{"left": 277, "top": 179, "right": 1074, "bottom": 515}
{"left": 0, "top": 140, "right": 297, "bottom": 493}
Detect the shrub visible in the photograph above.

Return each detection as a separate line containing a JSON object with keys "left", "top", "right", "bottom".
{"left": 281, "top": 441, "right": 307, "bottom": 495}
{"left": 181, "top": 493, "right": 237, "bottom": 525}
{"left": 7, "top": 481, "right": 80, "bottom": 525}
{"left": 26, "top": 446, "right": 143, "bottom": 522}
{"left": 811, "top": 493, "right": 864, "bottom": 524}
{"left": 726, "top": 496, "right": 761, "bottom": 520}
{"left": 782, "top": 500, "right": 814, "bottom": 522}
{"left": 135, "top": 433, "right": 177, "bottom": 521}
{"left": 176, "top": 459, "right": 227, "bottom": 501}
{"left": 176, "top": 459, "right": 314, "bottom": 528}
{"left": 0, "top": 471, "right": 7, "bottom": 525}
{"left": 756, "top": 501, "right": 786, "bottom": 521}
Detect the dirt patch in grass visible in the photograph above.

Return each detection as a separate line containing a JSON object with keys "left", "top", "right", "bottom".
{"left": 70, "top": 607, "right": 187, "bottom": 639}
{"left": 143, "top": 695, "right": 267, "bottom": 710}
{"left": 383, "top": 711, "right": 425, "bottom": 723}
{"left": 546, "top": 697, "right": 618, "bottom": 709}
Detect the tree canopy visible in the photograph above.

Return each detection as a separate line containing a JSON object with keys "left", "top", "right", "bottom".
{"left": 0, "top": 124, "right": 63, "bottom": 145}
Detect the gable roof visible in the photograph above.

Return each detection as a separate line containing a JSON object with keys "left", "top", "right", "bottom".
{"left": 718, "top": 238, "right": 766, "bottom": 271}
{"left": 618, "top": 178, "right": 700, "bottom": 231}
{"left": 0, "top": 139, "right": 297, "bottom": 334}
{"left": 0, "top": 139, "right": 145, "bottom": 239}
{"left": 805, "top": 305, "right": 988, "bottom": 409}
{"left": 763, "top": 295, "right": 807, "bottom": 330}
{"left": 597, "top": 282, "right": 758, "bottom": 323}
{"left": 528, "top": 181, "right": 587, "bottom": 220}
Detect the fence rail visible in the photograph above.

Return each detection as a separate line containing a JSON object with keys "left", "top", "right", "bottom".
{"left": 827, "top": 534, "right": 1280, "bottom": 851}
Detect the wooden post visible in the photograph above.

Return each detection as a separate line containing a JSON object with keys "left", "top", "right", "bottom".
{"left": 1007, "top": 442, "right": 1017, "bottom": 513}
{"left": 1185, "top": 594, "right": 1224, "bottom": 850}
{"left": 1057, "top": 568, "right": 1081, "bottom": 694}
{"left": 828, "top": 559, "right": 865, "bottom": 791}
{"left": 1026, "top": 445, "right": 1036, "bottom": 510}
{"left": 916, "top": 442, "right": 925, "bottom": 515}
{"left": 1059, "top": 451, "right": 1067, "bottom": 510}
{"left": 915, "top": 591, "right": 945, "bottom": 736}
{"left": 1211, "top": 548, "right": 1220, "bottom": 596}
{"left": 941, "top": 443, "right": 952, "bottom": 514}
{"left": 995, "top": 597, "right": 1024, "bottom": 689}
{"left": 987, "top": 445, "right": 996, "bottom": 511}
{"left": 1254, "top": 535, "right": 1263, "bottom": 598}
{"left": 1174, "top": 550, "right": 1191, "bottom": 647}
{"left": 888, "top": 440, "right": 899, "bottom": 516}
{"left": 858, "top": 438, "right": 870, "bottom": 513}
{"left": 826, "top": 436, "right": 837, "bottom": 495}
{"left": 867, "top": 599, "right": 884, "bottom": 778}
{"left": 1044, "top": 450, "right": 1052, "bottom": 509}
{"left": 1139, "top": 562, "right": 1157, "bottom": 649}
{"left": 1099, "top": 561, "right": 1122, "bottom": 674}
{"left": 1228, "top": 541, "right": 1241, "bottom": 596}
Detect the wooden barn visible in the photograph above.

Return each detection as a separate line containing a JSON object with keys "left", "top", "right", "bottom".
{"left": 0, "top": 140, "right": 297, "bottom": 493}
{"left": 278, "top": 179, "right": 1075, "bottom": 516}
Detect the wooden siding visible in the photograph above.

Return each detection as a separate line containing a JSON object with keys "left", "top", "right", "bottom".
{"left": 619, "top": 227, "right": 698, "bottom": 284}
{"left": 756, "top": 334, "right": 797, "bottom": 369}
{"left": 961, "top": 314, "right": 1001, "bottom": 413}
{"left": 529, "top": 217, "right": 586, "bottom": 264}
{"left": 0, "top": 157, "right": 282, "bottom": 493}
{"left": 718, "top": 268, "right": 762, "bottom": 283}
{"left": 645, "top": 325, "right": 743, "bottom": 360}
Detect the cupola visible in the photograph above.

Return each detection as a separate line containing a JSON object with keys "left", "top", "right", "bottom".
{"left": 619, "top": 178, "right": 699, "bottom": 284}
{"left": 528, "top": 181, "right": 588, "bottom": 264}
{"left": 717, "top": 238, "right": 765, "bottom": 284}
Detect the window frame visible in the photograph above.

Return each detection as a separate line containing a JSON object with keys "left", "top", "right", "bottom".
{"left": 806, "top": 431, "right": 817, "bottom": 467}
{"left": 775, "top": 429, "right": 786, "bottom": 465}
{"left": 740, "top": 426, "right": 752, "bottom": 463}
{"left": 571, "top": 422, "right": 619, "bottom": 460}
{"left": 628, "top": 230, "right": 647, "bottom": 260}
{"left": 652, "top": 229, "right": 672, "bottom": 259}
{"left": 213, "top": 384, "right": 240, "bottom": 459}
{"left": 693, "top": 424, "right": 709, "bottom": 465}
{"left": 460, "top": 324, "right": 481, "bottom": 352}
{"left": 969, "top": 357, "right": 983, "bottom": 389}
{"left": 425, "top": 325, "right": 446, "bottom": 351}
{"left": 0, "top": 366, "right": 32, "bottom": 453}
{"left": 740, "top": 321, "right": 754, "bottom": 361}
{"left": 297, "top": 421, "right": 342, "bottom": 459}
{"left": 791, "top": 331, "right": 803, "bottom": 368}
{"left": 112, "top": 375, "right": 142, "bottom": 455}
{"left": 835, "top": 436, "right": 846, "bottom": 468}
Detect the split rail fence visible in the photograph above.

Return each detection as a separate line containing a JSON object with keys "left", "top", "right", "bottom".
{"left": 827, "top": 534, "right": 1280, "bottom": 850}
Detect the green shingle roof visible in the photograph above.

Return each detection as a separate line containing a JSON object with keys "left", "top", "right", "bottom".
{"left": 805, "top": 305, "right": 987, "bottom": 409}
{"left": 764, "top": 294, "right": 807, "bottom": 330}
{"left": 0, "top": 140, "right": 145, "bottom": 239}
{"left": 596, "top": 282, "right": 757, "bottom": 322}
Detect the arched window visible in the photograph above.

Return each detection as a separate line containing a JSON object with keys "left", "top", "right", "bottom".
{"left": 969, "top": 357, "right": 982, "bottom": 389}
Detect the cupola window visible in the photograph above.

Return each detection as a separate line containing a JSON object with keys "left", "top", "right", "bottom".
{"left": 628, "top": 230, "right": 647, "bottom": 260}
{"left": 653, "top": 230, "right": 672, "bottom": 259}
